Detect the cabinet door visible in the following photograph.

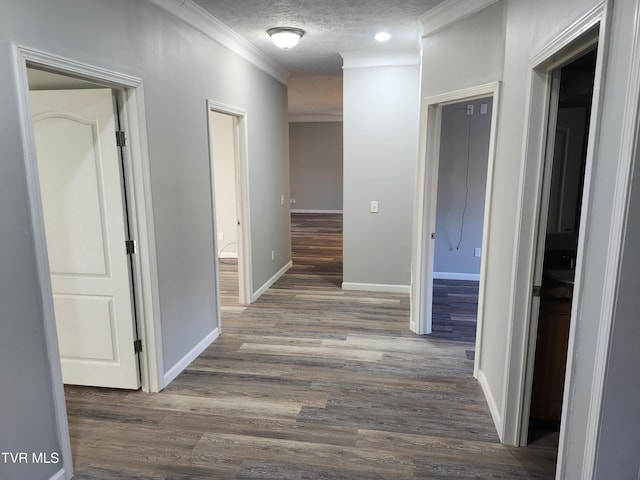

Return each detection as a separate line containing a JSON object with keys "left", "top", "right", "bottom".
{"left": 530, "top": 300, "right": 571, "bottom": 423}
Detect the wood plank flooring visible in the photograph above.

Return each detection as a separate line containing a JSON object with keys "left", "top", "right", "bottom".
{"left": 65, "top": 213, "right": 557, "bottom": 479}
{"left": 432, "top": 279, "right": 479, "bottom": 345}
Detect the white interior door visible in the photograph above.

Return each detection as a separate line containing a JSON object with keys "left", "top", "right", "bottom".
{"left": 422, "top": 105, "right": 443, "bottom": 335}
{"left": 30, "top": 88, "right": 140, "bottom": 389}
{"left": 520, "top": 70, "right": 561, "bottom": 444}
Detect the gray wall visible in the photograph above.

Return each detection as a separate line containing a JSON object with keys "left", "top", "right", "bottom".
{"left": 289, "top": 122, "right": 343, "bottom": 212}
{"left": 434, "top": 98, "right": 492, "bottom": 277}
{"left": 343, "top": 64, "right": 419, "bottom": 288}
{"left": 0, "top": 1, "right": 289, "bottom": 478}
{"left": 594, "top": 99, "right": 640, "bottom": 479}
{"left": 211, "top": 111, "right": 239, "bottom": 257}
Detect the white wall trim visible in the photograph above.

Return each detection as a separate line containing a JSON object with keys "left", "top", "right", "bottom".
{"left": 218, "top": 252, "right": 239, "bottom": 259}
{"left": 48, "top": 468, "right": 68, "bottom": 480}
{"left": 581, "top": 1, "right": 640, "bottom": 478}
{"left": 529, "top": 3, "right": 604, "bottom": 70}
{"left": 342, "top": 282, "right": 411, "bottom": 294}
{"left": 433, "top": 272, "right": 480, "bottom": 281}
{"left": 207, "top": 100, "right": 253, "bottom": 306}
{"left": 291, "top": 209, "right": 343, "bottom": 214}
{"left": 145, "top": 0, "right": 289, "bottom": 85}
{"left": 163, "top": 328, "right": 219, "bottom": 387}
{"left": 14, "top": 48, "right": 72, "bottom": 472}
{"left": 340, "top": 49, "right": 420, "bottom": 69}
{"left": 120, "top": 82, "right": 164, "bottom": 394}
{"left": 419, "top": 83, "right": 497, "bottom": 106}
{"left": 477, "top": 370, "right": 503, "bottom": 439}
{"left": 289, "top": 114, "right": 343, "bottom": 123}
{"left": 251, "top": 261, "right": 293, "bottom": 302}
{"left": 419, "top": 0, "right": 500, "bottom": 38}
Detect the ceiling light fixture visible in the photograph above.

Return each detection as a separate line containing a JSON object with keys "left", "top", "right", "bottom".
{"left": 268, "top": 27, "right": 305, "bottom": 49}
{"left": 374, "top": 32, "right": 391, "bottom": 42}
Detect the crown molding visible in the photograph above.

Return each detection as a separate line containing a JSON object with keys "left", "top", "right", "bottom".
{"left": 419, "top": 0, "right": 500, "bottom": 38}
{"left": 146, "top": 0, "right": 289, "bottom": 84}
{"left": 288, "top": 114, "right": 343, "bottom": 123}
{"left": 340, "top": 49, "right": 420, "bottom": 70}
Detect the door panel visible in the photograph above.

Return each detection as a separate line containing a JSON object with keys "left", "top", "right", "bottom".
{"left": 34, "top": 114, "right": 109, "bottom": 276}
{"left": 31, "top": 89, "right": 139, "bottom": 389}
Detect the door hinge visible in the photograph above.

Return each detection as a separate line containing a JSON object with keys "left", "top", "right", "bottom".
{"left": 115, "top": 130, "right": 127, "bottom": 147}
{"left": 125, "top": 239, "right": 136, "bottom": 255}
{"left": 134, "top": 339, "right": 143, "bottom": 354}
{"left": 532, "top": 285, "right": 542, "bottom": 297}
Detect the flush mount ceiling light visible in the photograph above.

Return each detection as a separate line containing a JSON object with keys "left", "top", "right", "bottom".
{"left": 374, "top": 32, "right": 392, "bottom": 42}
{"left": 268, "top": 27, "right": 305, "bottom": 49}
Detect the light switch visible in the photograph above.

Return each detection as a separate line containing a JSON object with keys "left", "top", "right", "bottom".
{"left": 474, "top": 248, "right": 482, "bottom": 258}
{"left": 370, "top": 200, "right": 379, "bottom": 213}
{"left": 467, "top": 104, "right": 474, "bottom": 115}
{"left": 480, "top": 103, "right": 488, "bottom": 115}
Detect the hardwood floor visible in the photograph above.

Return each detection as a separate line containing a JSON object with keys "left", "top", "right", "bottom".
{"left": 65, "top": 213, "right": 557, "bottom": 479}
{"left": 432, "top": 279, "right": 479, "bottom": 345}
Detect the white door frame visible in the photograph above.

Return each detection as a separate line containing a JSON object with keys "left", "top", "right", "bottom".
{"left": 502, "top": 1, "right": 611, "bottom": 464}
{"left": 14, "top": 45, "right": 164, "bottom": 479}
{"left": 410, "top": 82, "right": 500, "bottom": 371}
{"left": 207, "top": 100, "right": 253, "bottom": 307}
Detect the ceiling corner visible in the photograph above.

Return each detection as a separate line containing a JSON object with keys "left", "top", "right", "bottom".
{"left": 419, "top": 0, "right": 500, "bottom": 38}
{"left": 340, "top": 49, "right": 421, "bottom": 70}
{"left": 146, "top": 0, "right": 290, "bottom": 84}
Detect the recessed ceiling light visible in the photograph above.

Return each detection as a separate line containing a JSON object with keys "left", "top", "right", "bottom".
{"left": 374, "top": 32, "right": 391, "bottom": 42}
{"left": 268, "top": 27, "right": 305, "bottom": 49}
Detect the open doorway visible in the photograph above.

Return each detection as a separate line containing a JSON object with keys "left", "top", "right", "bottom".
{"left": 15, "top": 46, "right": 163, "bottom": 476}
{"left": 410, "top": 81, "right": 500, "bottom": 371}
{"left": 207, "top": 103, "right": 252, "bottom": 324}
{"left": 431, "top": 98, "right": 493, "bottom": 345}
{"left": 525, "top": 48, "right": 597, "bottom": 446}
{"left": 27, "top": 69, "right": 141, "bottom": 390}
{"left": 288, "top": 121, "right": 344, "bottom": 288}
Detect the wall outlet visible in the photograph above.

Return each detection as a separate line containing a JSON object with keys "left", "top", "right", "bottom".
{"left": 480, "top": 103, "right": 488, "bottom": 115}
{"left": 474, "top": 247, "right": 482, "bottom": 258}
{"left": 218, "top": 232, "right": 224, "bottom": 241}
{"left": 290, "top": 198, "right": 296, "bottom": 204}
{"left": 271, "top": 250, "right": 275, "bottom": 261}
{"left": 370, "top": 200, "right": 379, "bottom": 213}
{"left": 466, "top": 104, "right": 474, "bottom": 115}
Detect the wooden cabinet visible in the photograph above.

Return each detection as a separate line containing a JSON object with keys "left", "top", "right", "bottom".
{"left": 530, "top": 300, "right": 571, "bottom": 424}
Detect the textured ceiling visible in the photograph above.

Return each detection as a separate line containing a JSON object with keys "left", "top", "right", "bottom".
{"left": 192, "top": 0, "right": 444, "bottom": 76}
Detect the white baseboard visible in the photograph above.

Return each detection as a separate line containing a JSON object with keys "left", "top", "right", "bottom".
{"left": 291, "top": 209, "right": 343, "bottom": 214}
{"left": 218, "top": 251, "right": 238, "bottom": 259}
{"left": 433, "top": 272, "right": 480, "bottom": 281}
{"left": 49, "top": 468, "right": 68, "bottom": 480}
{"left": 163, "top": 328, "right": 220, "bottom": 388}
{"left": 477, "top": 369, "right": 504, "bottom": 442}
{"left": 251, "top": 261, "right": 293, "bottom": 302}
{"left": 342, "top": 282, "right": 411, "bottom": 294}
